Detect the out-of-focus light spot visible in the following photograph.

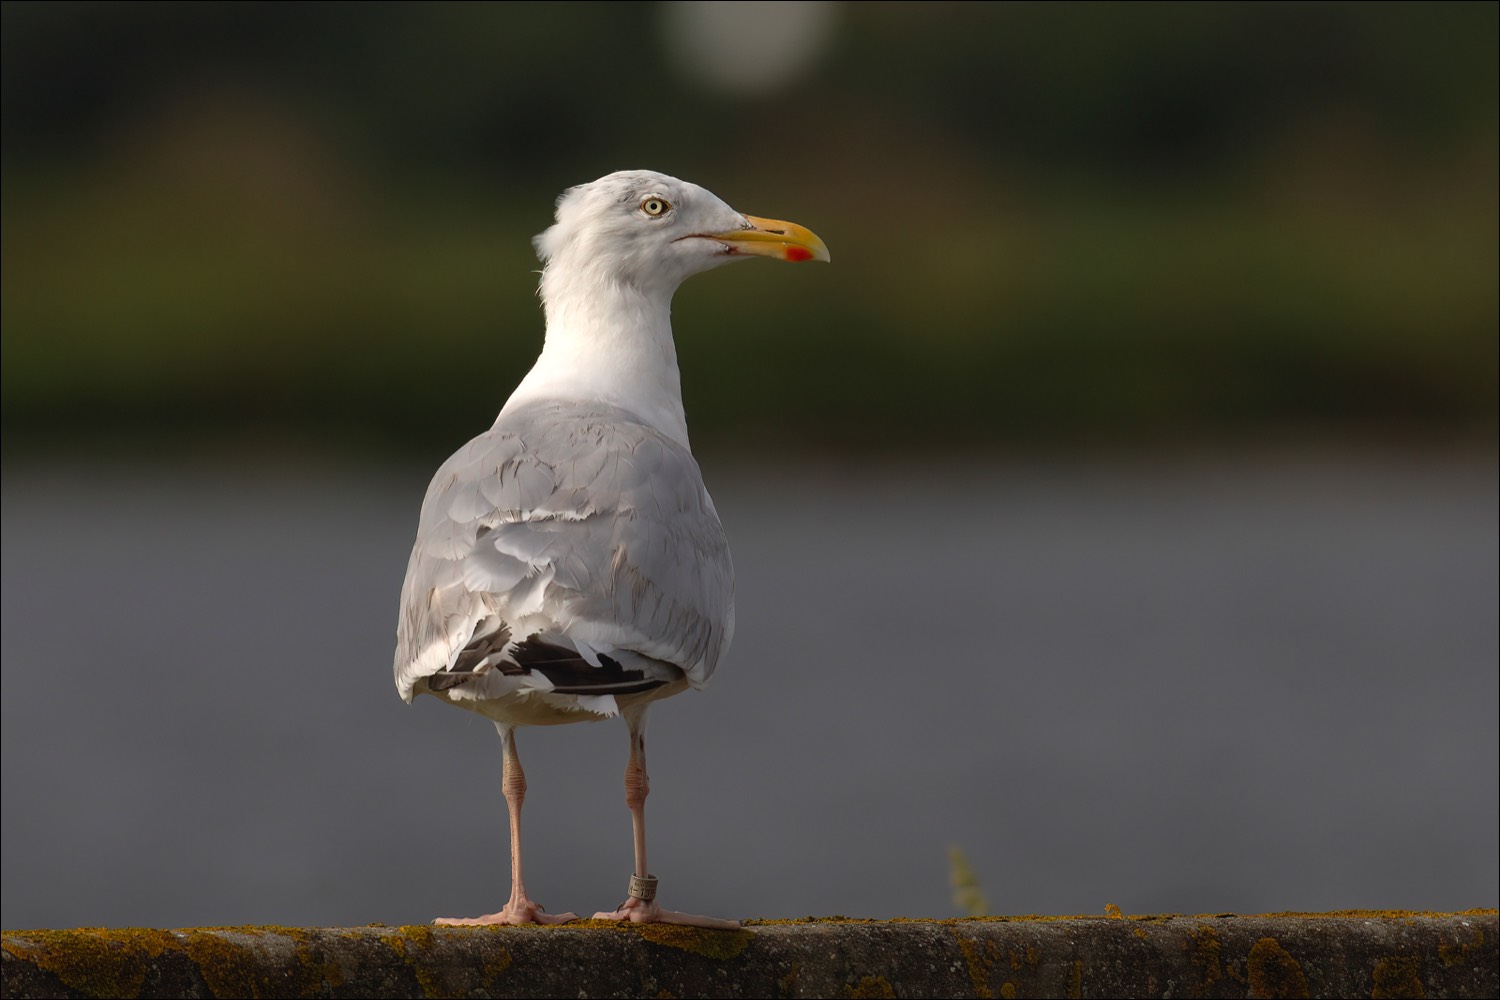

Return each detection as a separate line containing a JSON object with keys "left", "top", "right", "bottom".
{"left": 661, "top": 1, "right": 837, "bottom": 96}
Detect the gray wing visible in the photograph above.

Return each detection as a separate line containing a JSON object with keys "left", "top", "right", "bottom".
{"left": 393, "top": 399, "right": 734, "bottom": 703}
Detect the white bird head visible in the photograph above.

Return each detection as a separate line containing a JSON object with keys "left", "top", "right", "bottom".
{"left": 534, "top": 170, "right": 829, "bottom": 297}
{"left": 510, "top": 170, "right": 828, "bottom": 446}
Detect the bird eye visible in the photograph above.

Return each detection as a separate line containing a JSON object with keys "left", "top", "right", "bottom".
{"left": 641, "top": 197, "right": 671, "bottom": 217}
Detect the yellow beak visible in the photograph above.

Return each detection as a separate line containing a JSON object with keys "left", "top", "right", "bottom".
{"left": 710, "top": 215, "right": 831, "bottom": 263}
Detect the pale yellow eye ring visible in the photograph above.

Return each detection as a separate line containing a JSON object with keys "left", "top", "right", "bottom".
{"left": 641, "top": 197, "right": 671, "bottom": 217}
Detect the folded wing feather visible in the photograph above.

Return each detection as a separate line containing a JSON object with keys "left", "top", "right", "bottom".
{"left": 393, "top": 400, "right": 734, "bottom": 705}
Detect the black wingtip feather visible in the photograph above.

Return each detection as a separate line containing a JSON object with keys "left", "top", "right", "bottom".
{"left": 430, "top": 632, "right": 667, "bottom": 695}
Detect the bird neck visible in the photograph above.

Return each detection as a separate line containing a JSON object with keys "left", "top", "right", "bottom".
{"left": 503, "top": 273, "right": 690, "bottom": 447}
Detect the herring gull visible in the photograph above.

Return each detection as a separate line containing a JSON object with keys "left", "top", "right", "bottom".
{"left": 394, "top": 170, "right": 829, "bottom": 927}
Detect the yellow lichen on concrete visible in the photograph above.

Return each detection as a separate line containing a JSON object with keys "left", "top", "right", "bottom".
{"left": 1261, "top": 909, "right": 1493, "bottom": 920}
{"left": 778, "top": 959, "right": 803, "bottom": 997}
{"left": 396, "top": 923, "right": 436, "bottom": 952}
{"left": 5, "top": 912, "right": 1494, "bottom": 1000}
{"left": 183, "top": 932, "right": 274, "bottom": 999}
{"left": 745, "top": 916, "right": 879, "bottom": 926}
{"left": 187, "top": 929, "right": 337, "bottom": 1000}
{"left": 337, "top": 908, "right": 1493, "bottom": 929}
{"left": 1372, "top": 954, "right": 1425, "bottom": 999}
{"left": 631, "top": 922, "right": 754, "bottom": 960}
{"left": 378, "top": 927, "right": 412, "bottom": 964}
{"left": 187, "top": 927, "right": 342, "bottom": 999}
{"left": 843, "top": 974, "right": 897, "bottom": 998}
{"left": 1438, "top": 927, "right": 1486, "bottom": 967}
{"left": 1224, "top": 951, "right": 1249, "bottom": 987}
{"left": 481, "top": 946, "right": 513, "bottom": 987}
{"left": 745, "top": 910, "right": 1497, "bottom": 928}
{"left": 1185, "top": 924, "right": 1223, "bottom": 993}
{"left": 0, "top": 927, "right": 176, "bottom": 999}
{"left": 951, "top": 930, "right": 999, "bottom": 999}
{"left": 1246, "top": 936, "right": 1309, "bottom": 999}
{"left": 381, "top": 924, "right": 445, "bottom": 998}
{"left": 996, "top": 942, "right": 1042, "bottom": 981}
{"left": 290, "top": 932, "right": 346, "bottom": 993}
{"left": 3, "top": 925, "right": 350, "bottom": 1000}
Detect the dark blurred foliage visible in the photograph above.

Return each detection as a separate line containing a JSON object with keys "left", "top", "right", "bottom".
{"left": 3, "top": 1, "right": 1496, "bottom": 457}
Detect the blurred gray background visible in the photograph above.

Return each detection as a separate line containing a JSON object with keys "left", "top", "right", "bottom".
{"left": 3, "top": 2, "right": 1496, "bottom": 929}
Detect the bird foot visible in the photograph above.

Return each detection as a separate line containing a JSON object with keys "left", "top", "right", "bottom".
{"left": 434, "top": 899, "right": 577, "bottom": 926}
{"left": 592, "top": 896, "right": 740, "bottom": 929}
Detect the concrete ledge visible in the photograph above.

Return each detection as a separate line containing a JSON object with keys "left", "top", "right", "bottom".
{"left": 3, "top": 911, "right": 1495, "bottom": 999}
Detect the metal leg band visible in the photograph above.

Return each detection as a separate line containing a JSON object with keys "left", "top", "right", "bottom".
{"left": 628, "top": 873, "right": 659, "bottom": 901}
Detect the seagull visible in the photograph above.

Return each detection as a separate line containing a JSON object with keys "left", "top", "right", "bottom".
{"left": 393, "top": 170, "right": 828, "bottom": 928}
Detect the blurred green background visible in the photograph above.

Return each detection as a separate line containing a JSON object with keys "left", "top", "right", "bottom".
{"left": 3, "top": 1, "right": 1496, "bottom": 457}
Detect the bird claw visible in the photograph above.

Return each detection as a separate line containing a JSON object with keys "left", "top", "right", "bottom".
{"left": 592, "top": 896, "right": 740, "bottom": 929}
{"left": 434, "top": 901, "right": 578, "bottom": 926}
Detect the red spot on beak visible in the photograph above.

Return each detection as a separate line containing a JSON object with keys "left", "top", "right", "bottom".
{"left": 785, "top": 246, "right": 813, "bottom": 263}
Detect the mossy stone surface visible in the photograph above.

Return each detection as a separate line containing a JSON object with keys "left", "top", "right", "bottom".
{"left": 3, "top": 911, "right": 1495, "bottom": 998}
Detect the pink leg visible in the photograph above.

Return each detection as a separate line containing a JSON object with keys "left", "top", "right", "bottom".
{"left": 435, "top": 726, "right": 577, "bottom": 926}
{"left": 592, "top": 713, "right": 739, "bottom": 929}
